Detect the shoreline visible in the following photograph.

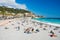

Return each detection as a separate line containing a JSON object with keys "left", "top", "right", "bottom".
{"left": 0, "top": 18, "right": 60, "bottom": 40}
{"left": 0, "top": 18, "right": 60, "bottom": 27}
{"left": 31, "top": 19, "right": 60, "bottom": 27}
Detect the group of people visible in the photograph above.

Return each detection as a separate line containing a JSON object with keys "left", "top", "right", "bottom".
{"left": 49, "top": 30, "right": 57, "bottom": 37}
{"left": 24, "top": 27, "right": 39, "bottom": 34}
{"left": 1, "top": 18, "right": 60, "bottom": 38}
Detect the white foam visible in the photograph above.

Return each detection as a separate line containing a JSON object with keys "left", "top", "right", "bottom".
{"left": 31, "top": 19, "right": 60, "bottom": 27}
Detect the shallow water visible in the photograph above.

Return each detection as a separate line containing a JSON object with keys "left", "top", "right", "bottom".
{"left": 33, "top": 18, "right": 60, "bottom": 24}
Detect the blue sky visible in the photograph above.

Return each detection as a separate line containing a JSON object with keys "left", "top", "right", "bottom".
{"left": 16, "top": 0, "right": 60, "bottom": 18}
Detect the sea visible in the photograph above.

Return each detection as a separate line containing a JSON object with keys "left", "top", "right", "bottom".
{"left": 33, "top": 18, "right": 60, "bottom": 24}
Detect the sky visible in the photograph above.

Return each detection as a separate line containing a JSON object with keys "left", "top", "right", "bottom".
{"left": 16, "top": 0, "right": 60, "bottom": 18}
{"left": 0, "top": 0, "right": 60, "bottom": 18}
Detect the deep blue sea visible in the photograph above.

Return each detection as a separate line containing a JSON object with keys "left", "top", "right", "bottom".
{"left": 33, "top": 18, "right": 60, "bottom": 24}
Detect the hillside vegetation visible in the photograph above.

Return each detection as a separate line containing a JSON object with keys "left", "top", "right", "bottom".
{"left": 0, "top": 6, "right": 44, "bottom": 18}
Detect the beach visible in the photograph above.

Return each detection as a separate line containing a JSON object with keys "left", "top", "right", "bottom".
{"left": 0, "top": 18, "right": 60, "bottom": 40}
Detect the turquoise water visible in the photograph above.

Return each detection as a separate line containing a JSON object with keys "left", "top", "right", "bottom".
{"left": 33, "top": 18, "right": 60, "bottom": 24}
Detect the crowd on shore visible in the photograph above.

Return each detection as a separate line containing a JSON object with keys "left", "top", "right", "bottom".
{"left": 0, "top": 18, "right": 60, "bottom": 38}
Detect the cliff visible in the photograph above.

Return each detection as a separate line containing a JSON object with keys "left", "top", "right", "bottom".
{"left": 0, "top": 6, "right": 44, "bottom": 18}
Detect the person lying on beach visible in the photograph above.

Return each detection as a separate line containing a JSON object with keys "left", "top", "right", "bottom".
{"left": 35, "top": 29, "right": 39, "bottom": 32}
{"left": 5, "top": 27, "right": 9, "bottom": 29}
{"left": 43, "top": 28, "right": 47, "bottom": 30}
{"left": 24, "top": 27, "right": 35, "bottom": 34}
{"left": 15, "top": 26, "right": 20, "bottom": 31}
{"left": 24, "top": 28, "right": 31, "bottom": 34}
{"left": 49, "top": 33, "right": 57, "bottom": 37}
{"left": 49, "top": 30, "right": 57, "bottom": 37}
{"left": 54, "top": 27, "right": 60, "bottom": 30}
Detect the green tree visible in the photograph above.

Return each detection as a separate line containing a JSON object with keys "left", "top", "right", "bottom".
{"left": 0, "top": 6, "right": 6, "bottom": 18}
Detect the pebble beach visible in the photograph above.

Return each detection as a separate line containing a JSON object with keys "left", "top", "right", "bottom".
{"left": 0, "top": 18, "right": 60, "bottom": 40}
